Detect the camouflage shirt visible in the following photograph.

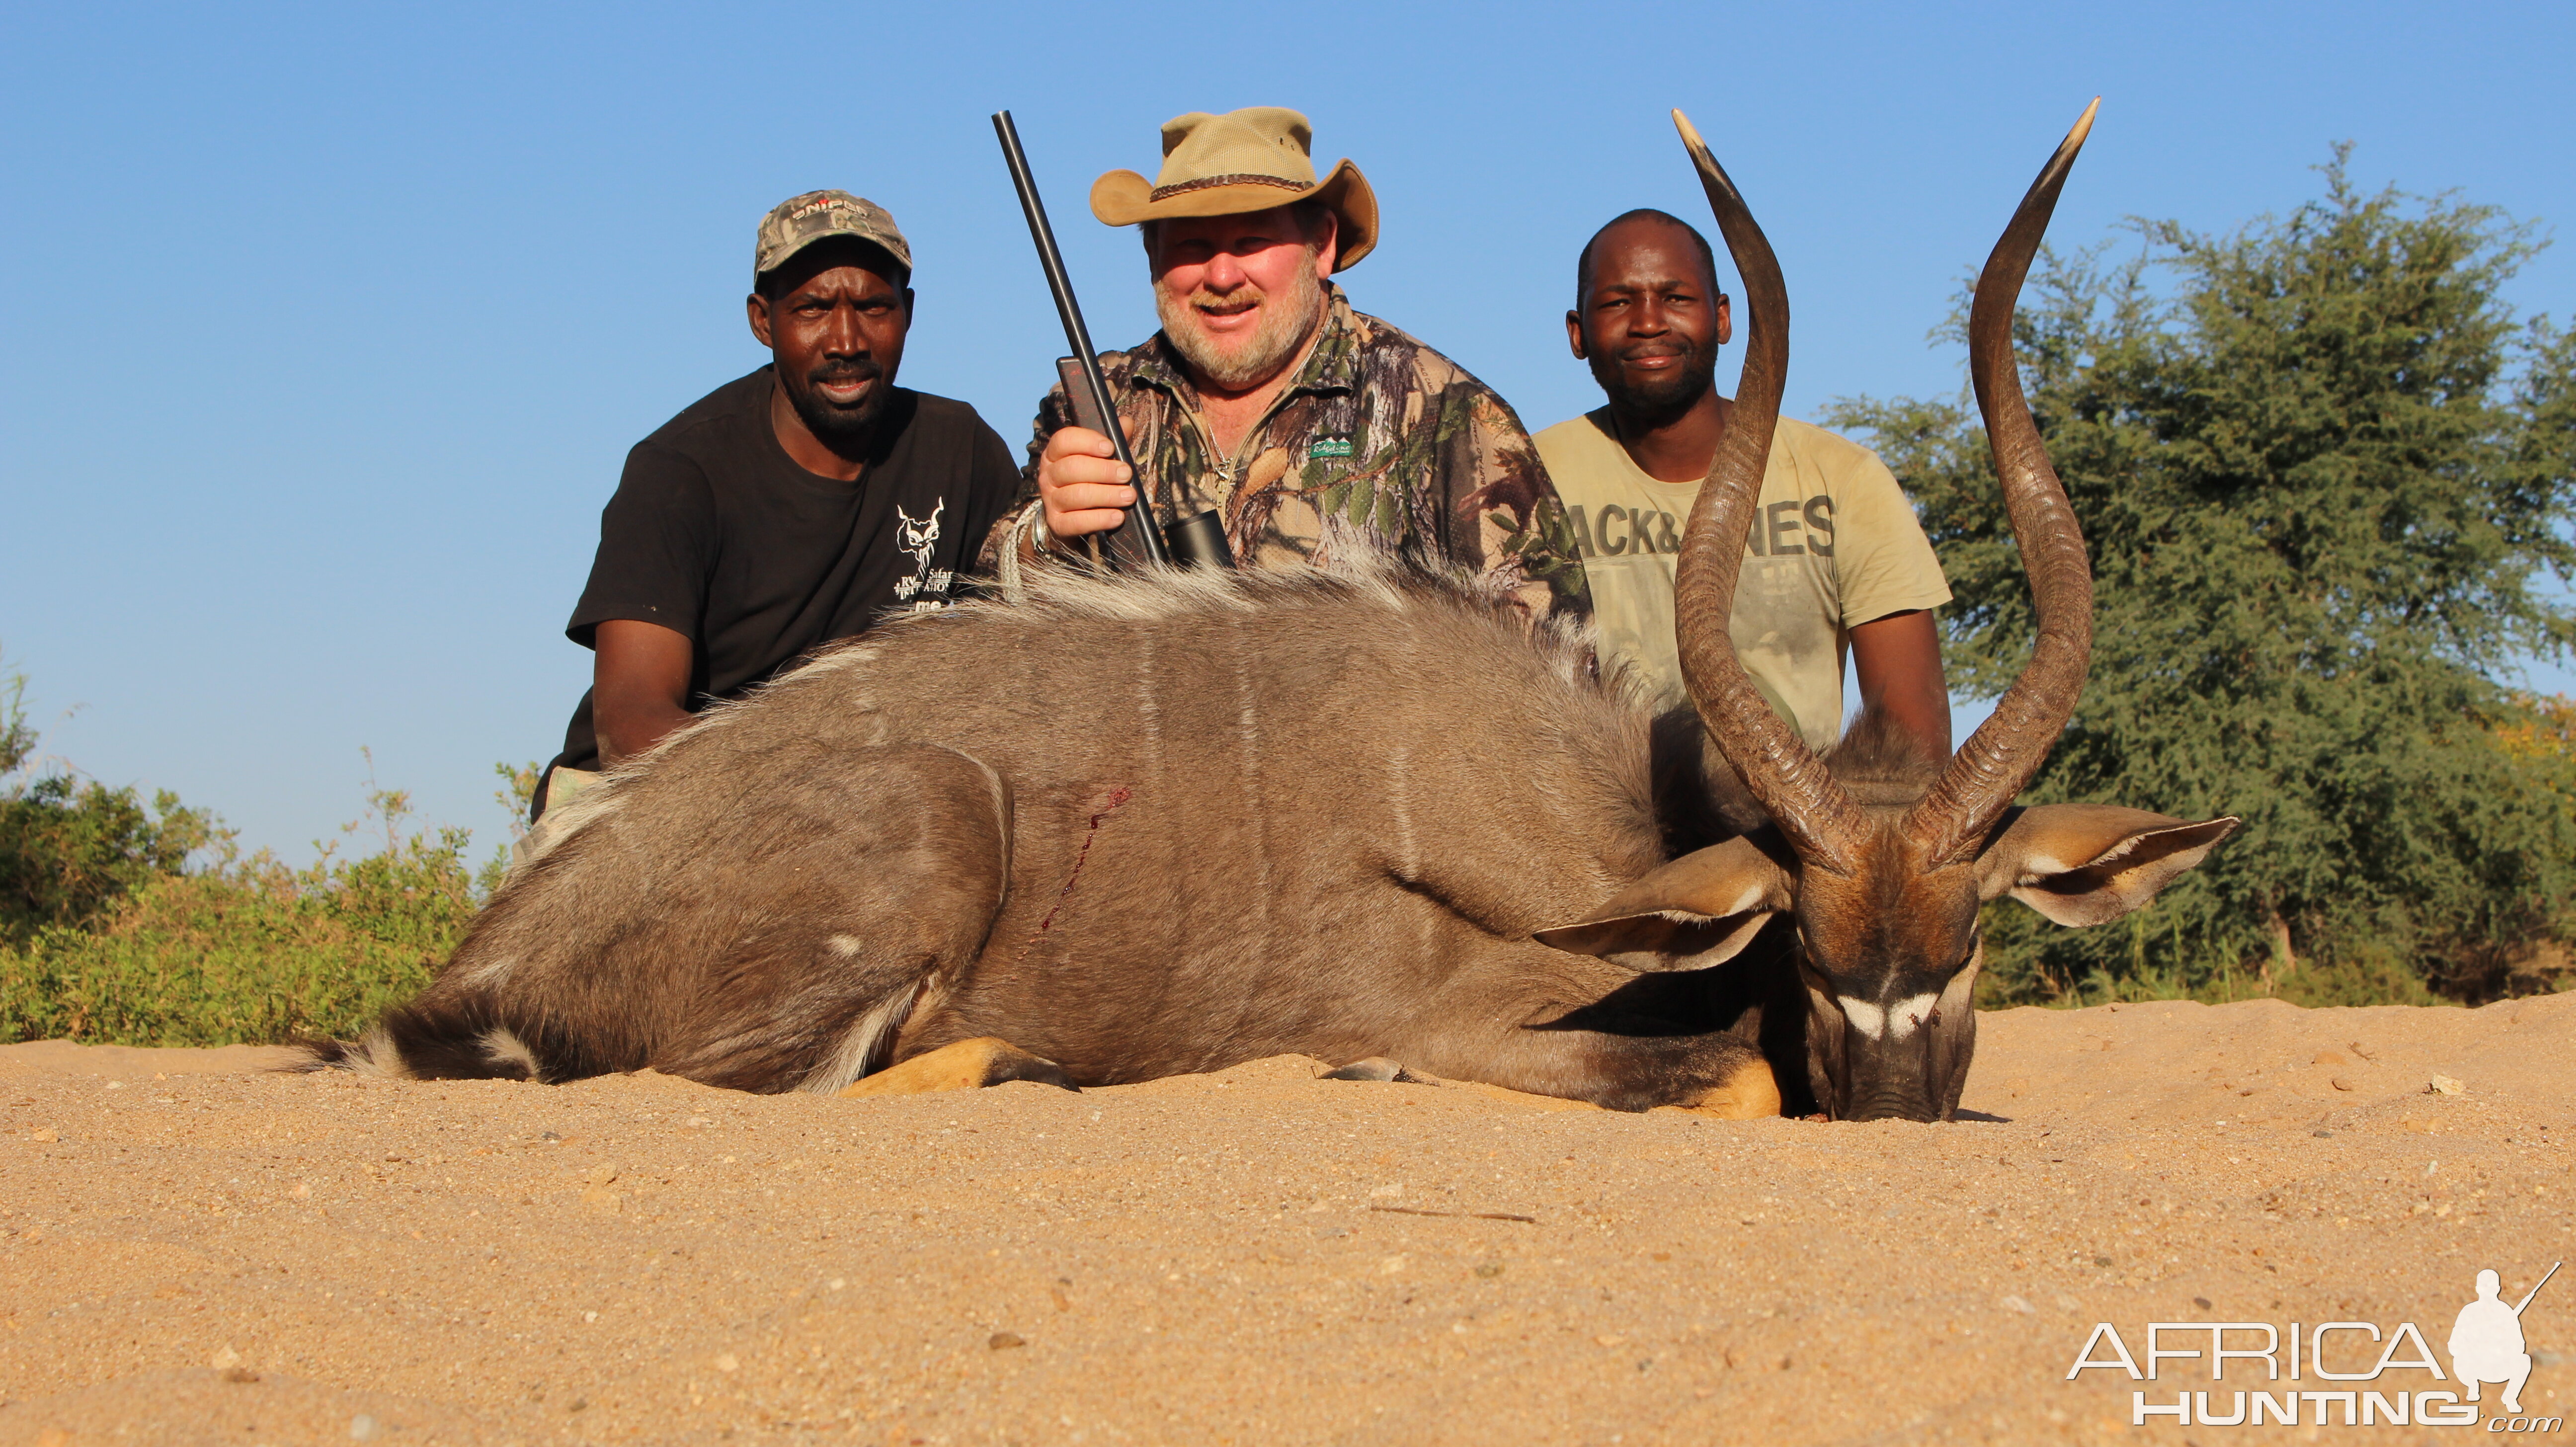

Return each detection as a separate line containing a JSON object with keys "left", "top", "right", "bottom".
{"left": 986, "top": 285, "right": 1590, "bottom": 618}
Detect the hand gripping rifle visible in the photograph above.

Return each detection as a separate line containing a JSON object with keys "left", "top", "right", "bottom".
{"left": 992, "top": 110, "right": 1233, "bottom": 570}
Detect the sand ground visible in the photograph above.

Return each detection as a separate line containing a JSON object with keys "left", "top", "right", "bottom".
{"left": 0, "top": 994, "right": 2570, "bottom": 1446}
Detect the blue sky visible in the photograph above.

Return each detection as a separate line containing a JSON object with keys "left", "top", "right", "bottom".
{"left": 3, "top": 1, "right": 2571, "bottom": 861}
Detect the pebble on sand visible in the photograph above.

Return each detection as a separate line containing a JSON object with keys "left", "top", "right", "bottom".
{"left": 989, "top": 1332, "right": 1026, "bottom": 1350}
{"left": 2429, "top": 1075, "right": 2467, "bottom": 1096}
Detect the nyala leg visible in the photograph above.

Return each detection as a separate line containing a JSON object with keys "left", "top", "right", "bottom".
{"left": 837, "top": 1038, "right": 1074, "bottom": 1098}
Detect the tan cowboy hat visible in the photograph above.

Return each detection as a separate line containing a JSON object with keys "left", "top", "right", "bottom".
{"left": 1089, "top": 107, "right": 1378, "bottom": 272}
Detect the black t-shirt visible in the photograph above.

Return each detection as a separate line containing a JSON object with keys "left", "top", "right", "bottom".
{"left": 548, "top": 368, "right": 1019, "bottom": 788}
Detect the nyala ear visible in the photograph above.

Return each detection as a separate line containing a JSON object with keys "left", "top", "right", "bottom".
{"left": 1975, "top": 804, "right": 2242, "bottom": 927}
{"left": 1535, "top": 833, "right": 1792, "bottom": 970}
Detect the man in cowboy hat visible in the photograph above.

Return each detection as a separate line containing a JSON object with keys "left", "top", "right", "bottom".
{"left": 530, "top": 190, "right": 1023, "bottom": 827}
{"left": 987, "top": 107, "right": 1588, "bottom": 618}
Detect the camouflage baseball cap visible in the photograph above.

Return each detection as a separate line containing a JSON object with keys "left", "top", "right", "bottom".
{"left": 754, "top": 190, "right": 912, "bottom": 281}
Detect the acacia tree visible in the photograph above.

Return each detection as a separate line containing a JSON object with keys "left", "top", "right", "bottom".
{"left": 1827, "top": 152, "right": 2576, "bottom": 1004}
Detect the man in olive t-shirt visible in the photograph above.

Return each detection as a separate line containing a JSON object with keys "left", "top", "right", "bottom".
{"left": 1533, "top": 209, "right": 1951, "bottom": 753}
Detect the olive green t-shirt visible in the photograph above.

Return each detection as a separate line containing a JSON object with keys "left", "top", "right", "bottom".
{"left": 1532, "top": 408, "right": 1950, "bottom": 748}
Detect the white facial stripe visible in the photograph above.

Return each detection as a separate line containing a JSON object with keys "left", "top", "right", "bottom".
{"left": 1883, "top": 993, "right": 1940, "bottom": 1042}
{"left": 1838, "top": 998, "right": 1886, "bottom": 1040}
{"left": 1839, "top": 993, "right": 1943, "bottom": 1043}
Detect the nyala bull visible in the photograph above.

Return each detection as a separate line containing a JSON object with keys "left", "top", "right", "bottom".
{"left": 313, "top": 103, "right": 2236, "bottom": 1122}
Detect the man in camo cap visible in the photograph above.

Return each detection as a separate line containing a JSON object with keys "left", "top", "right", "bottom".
{"left": 529, "top": 189, "right": 1022, "bottom": 827}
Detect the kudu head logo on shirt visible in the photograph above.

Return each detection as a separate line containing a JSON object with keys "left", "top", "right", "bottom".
{"left": 894, "top": 497, "right": 952, "bottom": 608}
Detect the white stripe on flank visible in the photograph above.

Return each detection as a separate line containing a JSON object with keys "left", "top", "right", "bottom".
{"left": 1387, "top": 744, "right": 1418, "bottom": 882}
{"left": 1135, "top": 636, "right": 1164, "bottom": 777}
{"left": 1230, "top": 623, "right": 1272, "bottom": 938}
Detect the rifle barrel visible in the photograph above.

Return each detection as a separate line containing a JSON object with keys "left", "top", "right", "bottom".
{"left": 991, "top": 110, "right": 1169, "bottom": 565}
{"left": 2516, "top": 1261, "right": 2561, "bottom": 1314}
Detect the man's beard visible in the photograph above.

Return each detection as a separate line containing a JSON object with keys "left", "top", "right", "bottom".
{"left": 782, "top": 359, "right": 890, "bottom": 451}
{"left": 1589, "top": 336, "right": 1717, "bottom": 427}
{"left": 1156, "top": 254, "right": 1327, "bottom": 392}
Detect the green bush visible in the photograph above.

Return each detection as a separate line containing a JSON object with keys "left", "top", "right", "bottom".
{"left": 0, "top": 803, "right": 480, "bottom": 1046}
{"left": 1830, "top": 151, "right": 2576, "bottom": 1007}
{"left": 0, "top": 669, "right": 508, "bottom": 1045}
{"left": 0, "top": 671, "right": 220, "bottom": 948}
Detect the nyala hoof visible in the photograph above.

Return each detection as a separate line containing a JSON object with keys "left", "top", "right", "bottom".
{"left": 1679, "top": 1058, "right": 1782, "bottom": 1120}
{"left": 1321, "top": 1057, "right": 1428, "bottom": 1084}
{"left": 837, "top": 1038, "right": 1075, "bottom": 1098}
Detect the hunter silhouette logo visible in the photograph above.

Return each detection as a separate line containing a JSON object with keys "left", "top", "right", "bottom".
{"left": 2071, "top": 1262, "right": 2560, "bottom": 1429}
{"left": 2453, "top": 1262, "right": 2556, "bottom": 1416}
